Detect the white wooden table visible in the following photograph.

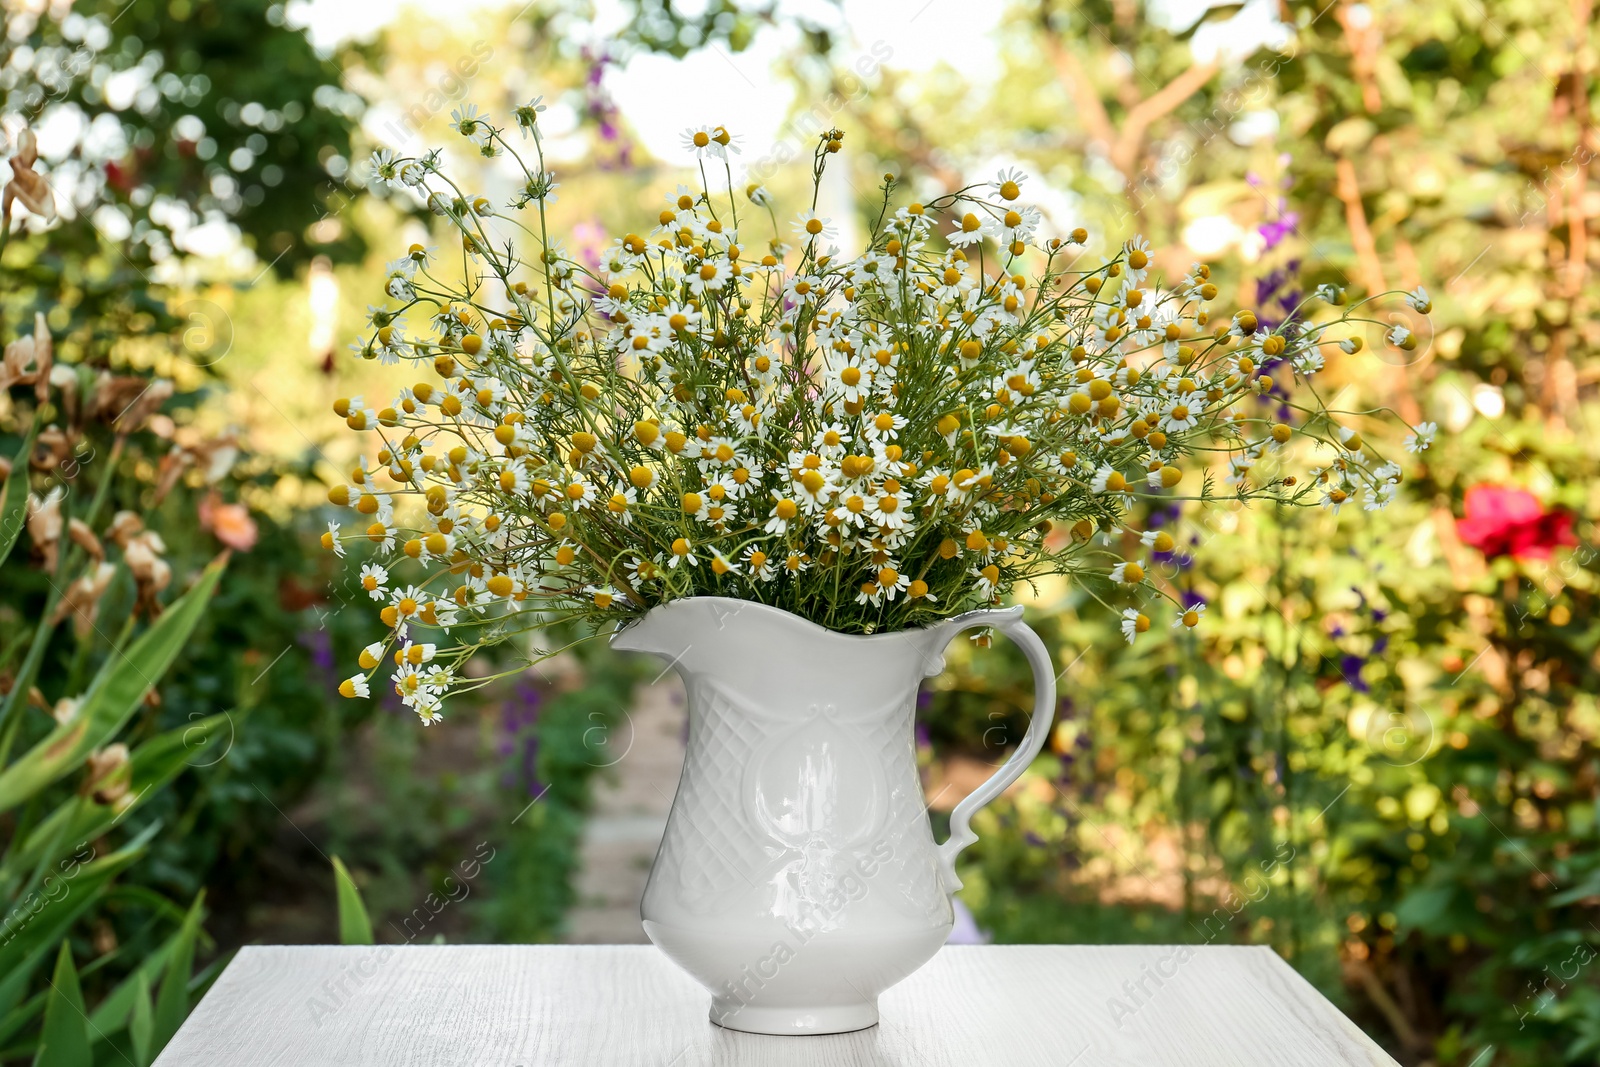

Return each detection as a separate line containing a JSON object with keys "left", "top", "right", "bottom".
{"left": 153, "top": 944, "right": 1399, "bottom": 1066}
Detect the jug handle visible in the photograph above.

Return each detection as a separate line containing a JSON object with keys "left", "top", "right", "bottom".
{"left": 928, "top": 606, "right": 1057, "bottom": 896}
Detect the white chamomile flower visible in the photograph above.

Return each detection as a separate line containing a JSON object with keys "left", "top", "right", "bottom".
{"left": 514, "top": 96, "right": 546, "bottom": 138}
{"left": 413, "top": 694, "right": 444, "bottom": 725}
{"left": 605, "top": 486, "right": 638, "bottom": 525}
{"left": 668, "top": 538, "right": 698, "bottom": 569}
{"left": 359, "top": 563, "right": 389, "bottom": 601}
{"left": 947, "top": 211, "right": 991, "bottom": 248}
{"left": 369, "top": 149, "right": 402, "bottom": 189}
{"left": 791, "top": 211, "right": 835, "bottom": 244}
{"left": 686, "top": 259, "right": 731, "bottom": 295}
{"left": 449, "top": 104, "right": 490, "bottom": 145}
{"left": 991, "top": 167, "right": 1026, "bottom": 200}
{"left": 564, "top": 474, "right": 598, "bottom": 509}
{"left": 1405, "top": 285, "right": 1431, "bottom": 314}
{"left": 766, "top": 497, "right": 800, "bottom": 534}
{"left": 1291, "top": 350, "right": 1324, "bottom": 376}
{"left": 323, "top": 520, "right": 345, "bottom": 556}
{"left": 385, "top": 267, "right": 415, "bottom": 302}
{"left": 1404, "top": 421, "right": 1437, "bottom": 453}
{"left": 1364, "top": 481, "right": 1397, "bottom": 511}
{"left": 1091, "top": 464, "right": 1129, "bottom": 495}
{"left": 681, "top": 125, "right": 722, "bottom": 159}
{"left": 1110, "top": 559, "right": 1145, "bottom": 584}
{"left": 1173, "top": 602, "right": 1206, "bottom": 629}
{"left": 875, "top": 566, "right": 911, "bottom": 601}
{"left": 1120, "top": 607, "right": 1149, "bottom": 644}
{"left": 338, "top": 674, "right": 370, "bottom": 699}
{"left": 813, "top": 422, "right": 852, "bottom": 457}
{"left": 742, "top": 546, "right": 776, "bottom": 581}
{"left": 1161, "top": 400, "right": 1199, "bottom": 433}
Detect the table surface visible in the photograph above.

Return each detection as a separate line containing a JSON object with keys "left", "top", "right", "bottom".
{"left": 153, "top": 944, "right": 1400, "bottom": 1066}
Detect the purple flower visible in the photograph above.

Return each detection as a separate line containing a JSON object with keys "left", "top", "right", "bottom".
{"left": 501, "top": 678, "right": 545, "bottom": 795}
{"left": 1258, "top": 212, "right": 1299, "bottom": 251}
{"left": 1147, "top": 502, "right": 1182, "bottom": 528}
{"left": 298, "top": 629, "right": 336, "bottom": 674}
{"left": 1340, "top": 654, "right": 1370, "bottom": 693}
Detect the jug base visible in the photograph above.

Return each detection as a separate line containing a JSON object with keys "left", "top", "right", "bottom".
{"left": 709, "top": 998, "right": 878, "bottom": 1035}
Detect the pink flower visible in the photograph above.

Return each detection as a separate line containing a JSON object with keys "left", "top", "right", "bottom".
{"left": 1455, "top": 485, "right": 1575, "bottom": 561}
{"left": 199, "top": 493, "right": 259, "bottom": 552}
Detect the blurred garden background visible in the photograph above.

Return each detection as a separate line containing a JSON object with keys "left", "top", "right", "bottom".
{"left": 1, "top": 0, "right": 1597, "bottom": 1063}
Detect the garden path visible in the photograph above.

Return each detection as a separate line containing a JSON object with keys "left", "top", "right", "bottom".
{"left": 563, "top": 677, "right": 686, "bottom": 943}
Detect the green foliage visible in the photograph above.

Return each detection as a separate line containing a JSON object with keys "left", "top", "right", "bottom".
{"left": 2, "top": 0, "right": 369, "bottom": 276}
{"left": 0, "top": 561, "right": 223, "bottom": 814}
{"left": 0, "top": 429, "right": 37, "bottom": 569}
{"left": 482, "top": 640, "right": 647, "bottom": 942}
{"left": 149, "top": 895, "right": 204, "bottom": 1056}
{"left": 331, "top": 857, "right": 373, "bottom": 946}
{"left": 597, "top": 0, "right": 783, "bottom": 58}
{"left": 33, "top": 943, "right": 89, "bottom": 1067}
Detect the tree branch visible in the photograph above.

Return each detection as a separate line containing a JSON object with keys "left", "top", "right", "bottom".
{"left": 1045, "top": 38, "right": 1116, "bottom": 155}
{"left": 1334, "top": 156, "right": 1387, "bottom": 296}
{"left": 1111, "top": 61, "right": 1219, "bottom": 175}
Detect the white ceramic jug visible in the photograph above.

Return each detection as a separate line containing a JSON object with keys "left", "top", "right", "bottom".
{"left": 612, "top": 596, "right": 1056, "bottom": 1035}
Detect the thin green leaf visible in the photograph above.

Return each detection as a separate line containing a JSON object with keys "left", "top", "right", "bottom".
{"left": 0, "top": 424, "right": 39, "bottom": 571}
{"left": 149, "top": 891, "right": 204, "bottom": 1057}
{"left": 0, "top": 559, "right": 225, "bottom": 815}
{"left": 128, "top": 974, "right": 152, "bottom": 1067}
{"left": 332, "top": 856, "right": 373, "bottom": 946}
{"left": 0, "top": 844, "right": 144, "bottom": 1029}
{"left": 4, "top": 713, "right": 234, "bottom": 882}
{"left": 32, "top": 942, "right": 90, "bottom": 1067}
{"left": 83, "top": 936, "right": 175, "bottom": 1037}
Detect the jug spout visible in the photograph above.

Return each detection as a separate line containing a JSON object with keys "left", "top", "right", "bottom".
{"left": 610, "top": 604, "right": 682, "bottom": 659}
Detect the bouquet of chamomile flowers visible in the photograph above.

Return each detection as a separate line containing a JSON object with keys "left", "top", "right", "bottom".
{"left": 326, "top": 108, "right": 1433, "bottom": 723}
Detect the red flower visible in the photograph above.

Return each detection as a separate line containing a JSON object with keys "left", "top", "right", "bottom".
{"left": 1455, "top": 485, "right": 1576, "bottom": 560}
